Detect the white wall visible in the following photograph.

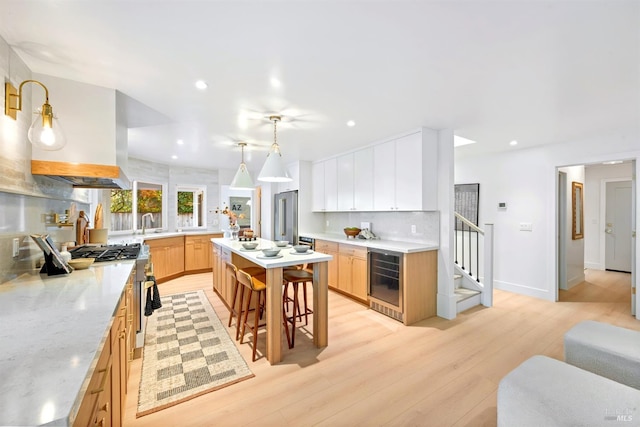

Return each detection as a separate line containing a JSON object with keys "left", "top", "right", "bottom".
{"left": 455, "top": 130, "right": 640, "bottom": 302}
{"left": 584, "top": 162, "right": 633, "bottom": 270}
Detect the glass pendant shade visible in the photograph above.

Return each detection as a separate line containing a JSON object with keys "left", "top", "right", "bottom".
{"left": 257, "top": 143, "right": 292, "bottom": 182}
{"left": 229, "top": 162, "right": 254, "bottom": 189}
{"left": 29, "top": 105, "right": 66, "bottom": 151}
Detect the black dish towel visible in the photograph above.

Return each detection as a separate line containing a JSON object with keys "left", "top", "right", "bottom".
{"left": 144, "top": 275, "right": 162, "bottom": 316}
{"left": 144, "top": 286, "right": 154, "bottom": 316}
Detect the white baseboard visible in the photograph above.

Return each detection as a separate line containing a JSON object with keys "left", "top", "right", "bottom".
{"left": 566, "top": 273, "right": 586, "bottom": 290}
{"left": 584, "top": 262, "right": 603, "bottom": 270}
{"left": 494, "top": 280, "right": 553, "bottom": 301}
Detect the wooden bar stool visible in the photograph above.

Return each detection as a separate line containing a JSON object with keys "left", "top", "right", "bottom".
{"left": 282, "top": 264, "right": 314, "bottom": 348}
{"left": 237, "top": 268, "right": 291, "bottom": 361}
{"left": 226, "top": 262, "right": 265, "bottom": 341}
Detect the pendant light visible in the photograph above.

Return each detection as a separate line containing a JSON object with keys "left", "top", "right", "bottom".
{"left": 257, "top": 115, "right": 292, "bottom": 182}
{"left": 229, "top": 142, "right": 254, "bottom": 189}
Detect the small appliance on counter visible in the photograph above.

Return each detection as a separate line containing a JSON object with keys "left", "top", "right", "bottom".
{"left": 358, "top": 228, "right": 377, "bottom": 239}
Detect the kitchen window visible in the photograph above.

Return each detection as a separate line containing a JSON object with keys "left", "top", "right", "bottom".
{"left": 110, "top": 181, "right": 167, "bottom": 233}
{"left": 176, "top": 185, "right": 207, "bottom": 229}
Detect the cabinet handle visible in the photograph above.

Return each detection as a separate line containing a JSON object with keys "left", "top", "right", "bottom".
{"left": 98, "top": 402, "right": 109, "bottom": 413}
{"left": 91, "top": 359, "right": 112, "bottom": 394}
{"left": 94, "top": 417, "right": 105, "bottom": 427}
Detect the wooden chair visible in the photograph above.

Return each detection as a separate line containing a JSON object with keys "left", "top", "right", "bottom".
{"left": 226, "top": 262, "right": 265, "bottom": 341}
{"left": 282, "top": 264, "right": 314, "bottom": 348}
{"left": 237, "top": 268, "right": 291, "bottom": 361}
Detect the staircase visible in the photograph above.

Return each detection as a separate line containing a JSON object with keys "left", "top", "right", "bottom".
{"left": 454, "top": 274, "right": 482, "bottom": 313}
{"left": 454, "top": 213, "right": 494, "bottom": 313}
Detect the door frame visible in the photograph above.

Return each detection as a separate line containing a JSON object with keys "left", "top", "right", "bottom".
{"left": 599, "top": 178, "right": 632, "bottom": 271}
{"left": 557, "top": 171, "right": 568, "bottom": 297}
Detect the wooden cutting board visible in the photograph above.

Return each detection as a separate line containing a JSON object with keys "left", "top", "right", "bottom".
{"left": 76, "top": 211, "right": 89, "bottom": 245}
{"left": 94, "top": 203, "right": 103, "bottom": 229}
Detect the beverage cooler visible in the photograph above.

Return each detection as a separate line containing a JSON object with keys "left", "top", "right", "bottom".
{"left": 368, "top": 248, "right": 403, "bottom": 321}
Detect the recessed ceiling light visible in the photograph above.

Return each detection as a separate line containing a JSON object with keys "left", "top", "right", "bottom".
{"left": 347, "top": 120, "right": 355, "bottom": 127}
{"left": 172, "top": 155, "right": 178, "bottom": 160}
{"left": 270, "top": 78, "right": 281, "bottom": 88}
{"left": 602, "top": 160, "right": 623, "bottom": 165}
{"left": 176, "top": 139, "right": 184, "bottom": 145}
{"left": 510, "top": 140, "right": 518, "bottom": 146}
{"left": 454, "top": 135, "right": 476, "bottom": 147}
{"left": 195, "top": 80, "right": 208, "bottom": 90}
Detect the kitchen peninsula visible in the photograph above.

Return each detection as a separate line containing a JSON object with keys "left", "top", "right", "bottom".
{"left": 0, "top": 261, "right": 135, "bottom": 427}
{"left": 211, "top": 238, "right": 332, "bottom": 364}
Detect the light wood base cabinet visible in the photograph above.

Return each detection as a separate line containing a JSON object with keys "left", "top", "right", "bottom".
{"left": 317, "top": 239, "right": 367, "bottom": 304}
{"left": 73, "top": 288, "right": 133, "bottom": 427}
{"left": 185, "top": 234, "right": 221, "bottom": 272}
{"left": 315, "top": 240, "right": 338, "bottom": 288}
{"left": 337, "top": 243, "right": 368, "bottom": 303}
{"left": 145, "top": 236, "right": 185, "bottom": 283}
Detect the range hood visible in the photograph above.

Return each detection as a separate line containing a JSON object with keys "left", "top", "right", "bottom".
{"left": 31, "top": 160, "right": 130, "bottom": 189}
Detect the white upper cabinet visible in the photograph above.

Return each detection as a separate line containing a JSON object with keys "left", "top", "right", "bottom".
{"left": 373, "top": 140, "right": 396, "bottom": 210}
{"left": 324, "top": 158, "right": 338, "bottom": 211}
{"left": 337, "top": 153, "right": 355, "bottom": 210}
{"left": 311, "top": 161, "right": 325, "bottom": 211}
{"left": 312, "top": 158, "right": 338, "bottom": 211}
{"left": 336, "top": 148, "right": 374, "bottom": 211}
{"left": 353, "top": 147, "right": 373, "bottom": 211}
{"left": 313, "top": 128, "right": 438, "bottom": 212}
{"left": 373, "top": 129, "right": 438, "bottom": 211}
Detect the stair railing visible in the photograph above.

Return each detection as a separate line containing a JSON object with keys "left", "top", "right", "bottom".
{"left": 454, "top": 212, "right": 494, "bottom": 307}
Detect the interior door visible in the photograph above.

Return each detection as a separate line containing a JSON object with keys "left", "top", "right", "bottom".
{"left": 605, "top": 180, "right": 632, "bottom": 272}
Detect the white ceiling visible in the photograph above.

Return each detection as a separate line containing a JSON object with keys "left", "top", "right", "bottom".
{"left": 1, "top": 1, "right": 638, "bottom": 172}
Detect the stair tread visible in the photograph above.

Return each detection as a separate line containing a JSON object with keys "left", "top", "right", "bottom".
{"left": 455, "top": 288, "right": 481, "bottom": 303}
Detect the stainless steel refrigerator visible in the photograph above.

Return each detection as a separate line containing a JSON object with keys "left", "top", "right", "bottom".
{"left": 274, "top": 190, "right": 298, "bottom": 244}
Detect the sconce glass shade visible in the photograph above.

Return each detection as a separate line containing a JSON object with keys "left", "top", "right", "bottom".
{"left": 229, "top": 162, "right": 254, "bottom": 189}
{"left": 29, "top": 104, "right": 66, "bottom": 151}
{"left": 257, "top": 143, "right": 292, "bottom": 182}
{"left": 4, "top": 81, "right": 67, "bottom": 151}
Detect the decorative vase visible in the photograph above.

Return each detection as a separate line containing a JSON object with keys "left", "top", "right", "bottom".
{"left": 229, "top": 223, "right": 240, "bottom": 240}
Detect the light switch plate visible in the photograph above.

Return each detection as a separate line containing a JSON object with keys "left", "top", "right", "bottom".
{"left": 361, "top": 222, "right": 371, "bottom": 230}
{"left": 519, "top": 223, "right": 533, "bottom": 232}
{"left": 12, "top": 238, "right": 19, "bottom": 257}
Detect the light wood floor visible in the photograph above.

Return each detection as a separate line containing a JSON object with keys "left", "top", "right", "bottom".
{"left": 124, "top": 269, "right": 637, "bottom": 426}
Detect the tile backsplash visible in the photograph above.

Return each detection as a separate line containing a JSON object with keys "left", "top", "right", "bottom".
{"left": 323, "top": 211, "right": 439, "bottom": 243}
{"left": 0, "top": 191, "right": 89, "bottom": 284}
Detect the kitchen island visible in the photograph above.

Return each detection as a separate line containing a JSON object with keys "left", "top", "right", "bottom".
{"left": 0, "top": 261, "right": 134, "bottom": 427}
{"left": 211, "top": 238, "right": 332, "bottom": 364}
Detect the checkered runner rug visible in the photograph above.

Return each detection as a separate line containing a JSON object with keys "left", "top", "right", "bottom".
{"left": 137, "top": 290, "right": 254, "bottom": 417}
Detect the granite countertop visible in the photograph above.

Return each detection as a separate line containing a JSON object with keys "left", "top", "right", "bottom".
{"left": 213, "top": 238, "right": 332, "bottom": 268}
{"left": 0, "top": 261, "right": 135, "bottom": 427}
{"left": 299, "top": 232, "right": 439, "bottom": 253}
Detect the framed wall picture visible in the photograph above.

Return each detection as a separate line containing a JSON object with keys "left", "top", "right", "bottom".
{"left": 572, "top": 181, "right": 584, "bottom": 240}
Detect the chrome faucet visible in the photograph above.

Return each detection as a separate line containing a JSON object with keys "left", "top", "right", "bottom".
{"left": 141, "top": 213, "right": 154, "bottom": 235}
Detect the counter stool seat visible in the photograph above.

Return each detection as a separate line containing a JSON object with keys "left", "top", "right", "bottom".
{"left": 283, "top": 266, "right": 314, "bottom": 348}
{"left": 237, "top": 268, "right": 291, "bottom": 361}
{"left": 226, "top": 263, "right": 265, "bottom": 341}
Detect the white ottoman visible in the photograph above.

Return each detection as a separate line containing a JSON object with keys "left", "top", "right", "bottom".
{"left": 564, "top": 320, "right": 640, "bottom": 390}
{"left": 498, "top": 355, "right": 640, "bottom": 427}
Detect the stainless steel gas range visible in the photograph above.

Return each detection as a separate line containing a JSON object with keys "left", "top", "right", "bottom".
{"left": 69, "top": 243, "right": 150, "bottom": 354}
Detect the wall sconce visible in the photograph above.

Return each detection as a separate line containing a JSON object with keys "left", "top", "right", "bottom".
{"left": 5, "top": 80, "right": 66, "bottom": 150}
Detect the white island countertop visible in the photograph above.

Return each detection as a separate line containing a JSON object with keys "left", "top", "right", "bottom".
{"left": 212, "top": 237, "right": 332, "bottom": 268}
{"left": 0, "top": 261, "right": 135, "bottom": 427}
{"left": 299, "top": 232, "right": 438, "bottom": 253}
